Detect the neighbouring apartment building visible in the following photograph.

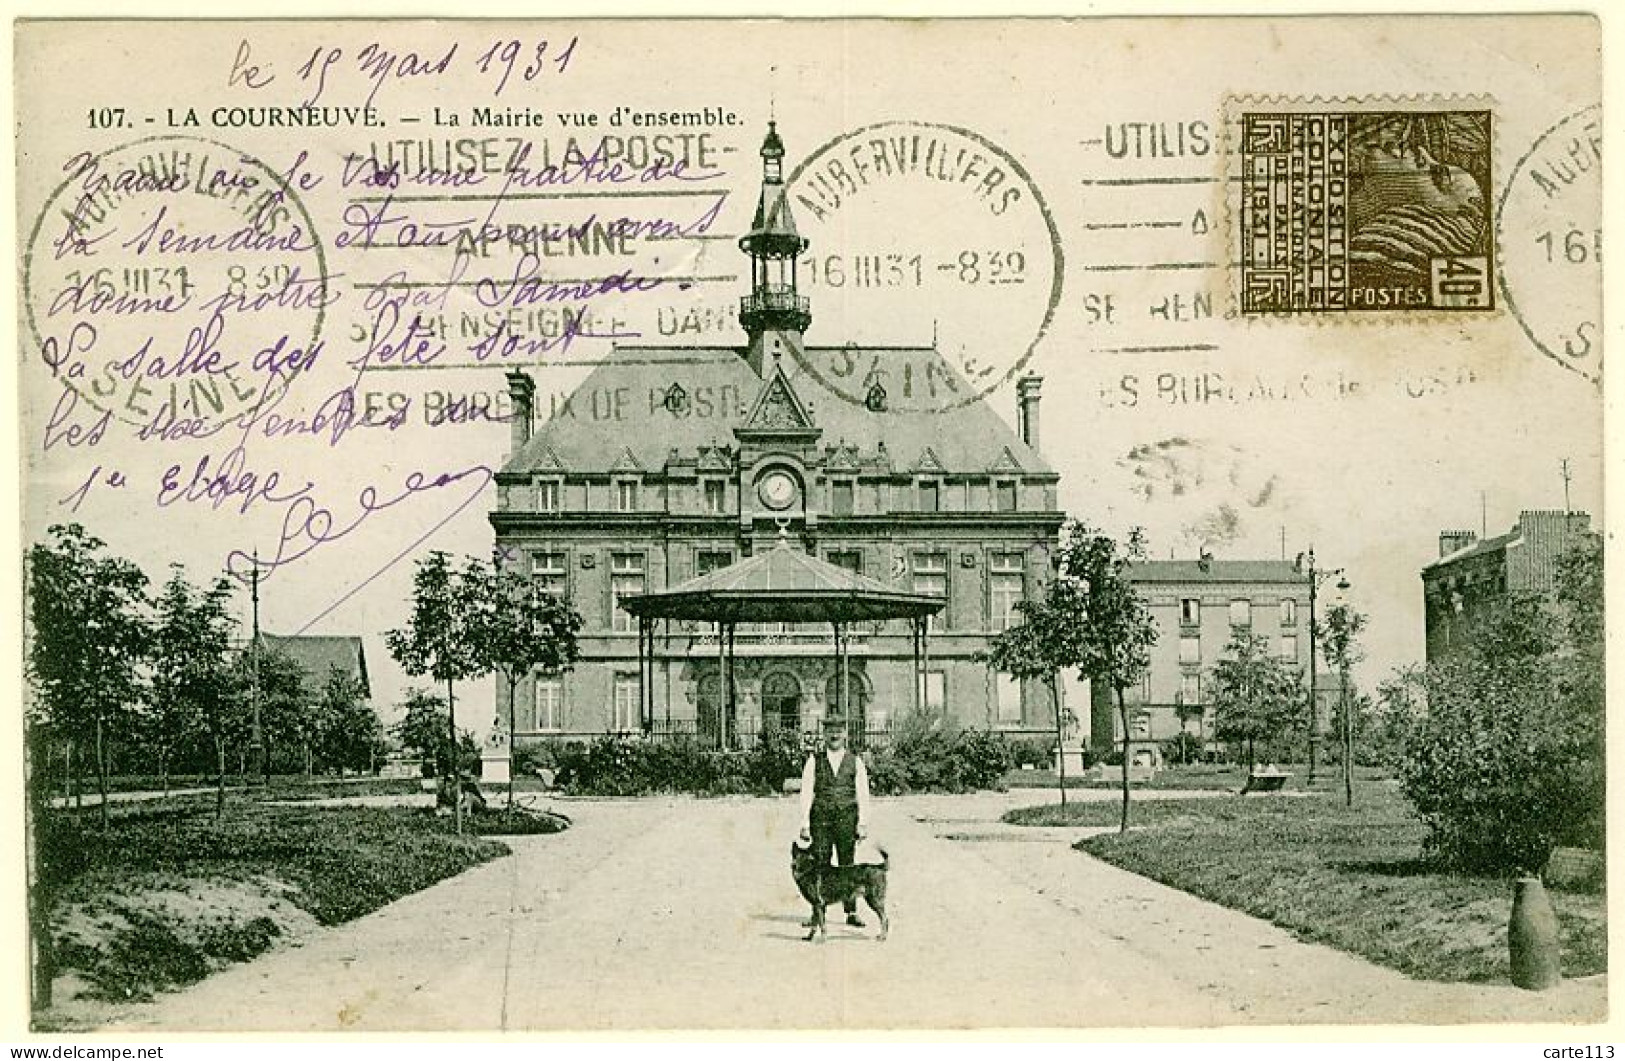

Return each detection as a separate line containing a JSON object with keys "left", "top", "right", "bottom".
{"left": 488, "top": 124, "right": 1065, "bottom": 747}
{"left": 1422, "top": 509, "right": 1594, "bottom": 662}
{"left": 1090, "top": 559, "right": 1314, "bottom": 765}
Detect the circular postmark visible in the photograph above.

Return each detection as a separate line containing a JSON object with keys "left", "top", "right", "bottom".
{"left": 1495, "top": 104, "right": 1602, "bottom": 385}
{"left": 783, "top": 120, "right": 1063, "bottom": 413}
{"left": 23, "top": 134, "right": 331, "bottom": 429}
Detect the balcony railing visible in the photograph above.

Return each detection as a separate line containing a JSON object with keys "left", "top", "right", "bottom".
{"left": 739, "top": 286, "right": 810, "bottom": 318}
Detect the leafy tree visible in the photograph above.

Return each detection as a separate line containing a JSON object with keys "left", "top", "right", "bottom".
{"left": 466, "top": 557, "right": 583, "bottom": 806}
{"left": 392, "top": 688, "right": 476, "bottom": 777}
{"left": 147, "top": 565, "right": 239, "bottom": 807}
{"left": 25, "top": 524, "right": 151, "bottom": 829}
{"left": 1054, "top": 521, "right": 1157, "bottom": 833}
{"left": 251, "top": 644, "right": 315, "bottom": 779}
{"left": 320, "top": 666, "right": 387, "bottom": 775}
{"left": 387, "top": 552, "right": 488, "bottom": 833}
{"left": 979, "top": 576, "right": 1085, "bottom": 804}
{"left": 1321, "top": 602, "right": 1367, "bottom": 806}
{"left": 1210, "top": 631, "right": 1304, "bottom": 772}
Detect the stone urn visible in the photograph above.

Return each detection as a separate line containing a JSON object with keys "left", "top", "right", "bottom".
{"left": 1508, "top": 876, "right": 1562, "bottom": 990}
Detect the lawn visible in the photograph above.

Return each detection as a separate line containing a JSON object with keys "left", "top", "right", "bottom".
{"left": 1002, "top": 780, "right": 1607, "bottom": 984}
{"left": 38, "top": 801, "right": 508, "bottom": 1011}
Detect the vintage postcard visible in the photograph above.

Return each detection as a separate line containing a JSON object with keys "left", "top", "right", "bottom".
{"left": 11, "top": 16, "right": 1606, "bottom": 1034}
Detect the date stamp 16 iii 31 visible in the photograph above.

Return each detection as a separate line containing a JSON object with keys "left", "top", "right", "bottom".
{"left": 1238, "top": 107, "right": 1493, "bottom": 314}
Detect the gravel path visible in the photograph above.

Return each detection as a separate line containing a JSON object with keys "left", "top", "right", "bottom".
{"left": 99, "top": 792, "right": 1605, "bottom": 1032}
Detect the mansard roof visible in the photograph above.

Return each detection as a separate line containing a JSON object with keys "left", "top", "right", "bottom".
{"left": 503, "top": 344, "right": 1055, "bottom": 477}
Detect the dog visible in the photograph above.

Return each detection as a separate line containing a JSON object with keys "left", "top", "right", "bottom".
{"left": 790, "top": 839, "right": 889, "bottom": 943}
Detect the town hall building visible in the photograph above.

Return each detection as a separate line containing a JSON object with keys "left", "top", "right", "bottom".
{"left": 488, "top": 124, "right": 1065, "bottom": 748}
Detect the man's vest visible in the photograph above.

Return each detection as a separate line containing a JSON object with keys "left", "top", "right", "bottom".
{"left": 812, "top": 751, "right": 859, "bottom": 817}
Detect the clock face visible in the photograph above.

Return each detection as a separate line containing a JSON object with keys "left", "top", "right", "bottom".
{"left": 757, "top": 471, "right": 799, "bottom": 511}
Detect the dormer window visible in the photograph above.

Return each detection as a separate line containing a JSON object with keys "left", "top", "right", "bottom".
{"left": 918, "top": 479, "right": 941, "bottom": 513}
{"left": 702, "top": 479, "right": 726, "bottom": 515}
{"left": 831, "top": 479, "right": 855, "bottom": 516}
{"left": 615, "top": 479, "right": 640, "bottom": 513}
{"left": 994, "top": 480, "right": 1018, "bottom": 512}
{"left": 536, "top": 478, "right": 562, "bottom": 512}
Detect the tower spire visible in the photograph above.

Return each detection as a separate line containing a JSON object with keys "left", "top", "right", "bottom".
{"left": 738, "top": 122, "right": 810, "bottom": 375}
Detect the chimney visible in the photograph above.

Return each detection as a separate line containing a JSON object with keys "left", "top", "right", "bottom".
{"left": 1016, "top": 374, "right": 1043, "bottom": 450}
{"left": 1438, "top": 529, "right": 1477, "bottom": 558}
{"left": 507, "top": 369, "right": 535, "bottom": 457}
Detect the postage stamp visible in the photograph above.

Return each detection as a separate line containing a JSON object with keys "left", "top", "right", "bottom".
{"left": 1237, "top": 107, "right": 1494, "bottom": 314}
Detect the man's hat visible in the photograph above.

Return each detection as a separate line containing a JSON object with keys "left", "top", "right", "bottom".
{"left": 822, "top": 712, "right": 849, "bottom": 731}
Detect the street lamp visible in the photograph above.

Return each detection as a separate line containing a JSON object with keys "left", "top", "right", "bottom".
{"left": 1330, "top": 575, "right": 1356, "bottom": 807}
{"left": 1295, "top": 547, "right": 1345, "bottom": 786}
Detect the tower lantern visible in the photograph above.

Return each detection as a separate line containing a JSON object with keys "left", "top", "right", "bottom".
{"left": 738, "top": 121, "right": 811, "bottom": 373}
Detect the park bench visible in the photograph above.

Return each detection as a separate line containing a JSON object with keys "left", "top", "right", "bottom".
{"left": 1240, "top": 768, "right": 1291, "bottom": 794}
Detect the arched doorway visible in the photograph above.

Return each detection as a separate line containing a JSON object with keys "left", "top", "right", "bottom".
{"left": 762, "top": 671, "right": 801, "bottom": 732}
{"left": 823, "top": 671, "right": 872, "bottom": 747}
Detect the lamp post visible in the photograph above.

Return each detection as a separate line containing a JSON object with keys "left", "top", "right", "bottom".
{"left": 1324, "top": 576, "right": 1360, "bottom": 808}
{"left": 1295, "top": 547, "right": 1344, "bottom": 787}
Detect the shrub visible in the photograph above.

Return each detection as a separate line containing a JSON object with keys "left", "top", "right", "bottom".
{"left": 1006, "top": 737, "right": 1056, "bottom": 770}
{"left": 1398, "top": 590, "right": 1604, "bottom": 874}
{"left": 865, "top": 707, "right": 1014, "bottom": 794}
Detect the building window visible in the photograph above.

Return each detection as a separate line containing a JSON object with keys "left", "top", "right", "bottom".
{"left": 921, "top": 670, "right": 946, "bottom": 711}
{"left": 615, "top": 479, "right": 639, "bottom": 512}
{"left": 1179, "top": 634, "right": 1201, "bottom": 665}
{"left": 1229, "top": 598, "right": 1252, "bottom": 628}
{"left": 831, "top": 480, "right": 855, "bottom": 516}
{"left": 1279, "top": 634, "right": 1299, "bottom": 662}
{"left": 610, "top": 552, "right": 645, "bottom": 632}
{"left": 989, "top": 552, "right": 1024, "bottom": 631}
{"left": 1279, "top": 597, "right": 1297, "bottom": 626}
{"left": 695, "top": 549, "right": 733, "bottom": 577}
{"left": 532, "top": 550, "right": 568, "bottom": 597}
{"left": 1180, "top": 598, "right": 1201, "bottom": 626}
{"left": 995, "top": 673, "right": 1022, "bottom": 723}
{"left": 1180, "top": 672, "right": 1201, "bottom": 705}
{"left": 918, "top": 479, "right": 941, "bottom": 513}
{"left": 535, "top": 479, "right": 561, "bottom": 512}
{"left": 612, "top": 675, "right": 640, "bottom": 731}
{"left": 912, "top": 552, "right": 948, "bottom": 629}
{"left": 534, "top": 678, "right": 562, "bottom": 731}
{"left": 702, "top": 479, "right": 726, "bottom": 514}
{"left": 826, "top": 549, "right": 863, "bottom": 575}
{"left": 994, "top": 480, "right": 1018, "bottom": 512}
{"left": 1131, "top": 712, "right": 1152, "bottom": 739}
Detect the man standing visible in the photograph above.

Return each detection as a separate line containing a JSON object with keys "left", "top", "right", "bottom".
{"left": 798, "top": 712, "right": 871, "bottom": 926}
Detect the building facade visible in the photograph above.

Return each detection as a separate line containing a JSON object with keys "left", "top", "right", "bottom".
{"left": 1089, "top": 560, "right": 1314, "bottom": 765}
{"left": 488, "top": 125, "right": 1066, "bottom": 747}
{"left": 1422, "top": 509, "right": 1594, "bottom": 661}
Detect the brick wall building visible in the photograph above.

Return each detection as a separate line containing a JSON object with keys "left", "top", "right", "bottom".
{"left": 1422, "top": 510, "right": 1594, "bottom": 661}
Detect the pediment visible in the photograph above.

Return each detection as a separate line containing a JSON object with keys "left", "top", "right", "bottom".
{"left": 912, "top": 447, "right": 945, "bottom": 473}
{"left": 743, "top": 366, "right": 815, "bottom": 431}
{"left": 609, "top": 446, "right": 644, "bottom": 473}
{"left": 990, "top": 446, "right": 1024, "bottom": 473}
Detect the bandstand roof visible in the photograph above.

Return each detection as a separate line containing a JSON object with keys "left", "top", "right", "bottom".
{"left": 619, "top": 539, "right": 946, "bottom": 624}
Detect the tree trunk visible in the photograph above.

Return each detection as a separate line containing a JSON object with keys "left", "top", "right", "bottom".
{"left": 1115, "top": 683, "right": 1131, "bottom": 834}
{"left": 215, "top": 735, "right": 227, "bottom": 820}
{"left": 507, "top": 673, "right": 518, "bottom": 810}
{"left": 303, "top": 740, "right": 313, "bottom": 781}
{"left": 1247, "top": 737, "right": 1256, "bottom": 773}
{"left": 447, "top": 677, "right": 463, "bottom": 836}
{"left": 159, "top": 748, "right": 170, "bottom": 799}
{"left": 1049, "top": 676, "right": 1066, "bottom": 808}
{"left": 25, "top": 716, "right": 53, "bottom": 1011}
{"left": 94, "top": 716, "right": 109, "bottom": 832}
{"left": 68, "top": 741, "right": 80, "bottom": 810}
